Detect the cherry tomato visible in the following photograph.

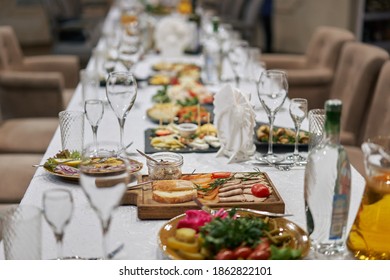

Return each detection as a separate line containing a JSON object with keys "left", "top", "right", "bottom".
{"left": 233, "top": 246, "right": 253, "bottom": 259}
{"left": 251, "top": 183, "right": 270, "bottom": 198}
{"left": 247, "top": 249, "right": 271, "bottom": 260}
{"left": 215, "top": 249, "right": 235, "bottom": 260}
{"left": 211, "top": 172, "right": 231, "bottom": 179}
{"left": 188, "top": 90, "right": 197, "bottom": 97}
{"left": 255, "top": 238, "right": 270, "bottom": 252}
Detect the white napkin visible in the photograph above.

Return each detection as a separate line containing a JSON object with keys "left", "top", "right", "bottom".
{"left": 154, "top": 15, "right": 191, "bottom": 57}
{"left": 214, "top": 84, "right": 256, "bottom": 163}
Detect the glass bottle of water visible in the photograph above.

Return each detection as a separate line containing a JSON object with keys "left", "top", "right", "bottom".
{"left": 304, "top": 99, "right": 351, "bottom": 259}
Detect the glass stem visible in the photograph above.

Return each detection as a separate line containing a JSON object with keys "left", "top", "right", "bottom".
{"left": 268, "top": 114, "right": 275, "bottom": 155}
{"left": 118, "top": 118, "right": 126, "bottom": 149}
{"left": 55, "top": 234, "right": 64, "bottom": 260}
{"left": 101, "top": 218, "right": 111, "bottom": 259}
{"left": 92, "top": 125, "right": 98, "bottom": 147}
{"left": 294, "top": 124, "right": 300, "bottom": 156}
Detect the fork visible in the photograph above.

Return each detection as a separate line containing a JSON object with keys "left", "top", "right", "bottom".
{"left": 193, "top": 197, "right": 293, "bottom": 218}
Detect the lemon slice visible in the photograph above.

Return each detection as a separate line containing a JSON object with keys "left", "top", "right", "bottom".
{"left": 53, "top": 158, "right": 81, "bottom": 167}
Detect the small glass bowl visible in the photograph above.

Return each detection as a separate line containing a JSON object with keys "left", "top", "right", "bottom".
{"left": 177, "top": 123, "right": 198, "bottom": 138}
{"left": 146, "top": 152, "right": 183, "bottom": 180}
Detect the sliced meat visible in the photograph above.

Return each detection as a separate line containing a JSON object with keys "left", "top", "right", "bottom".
{"left": 219, "top": 195, "right": 246, "bottom": 202}
{"left": 218, "top": 188, "right": 242, "bottom": 197}
{"left": 221, "top": 179, "right": 241, "bottom": 187}
{"left": 219, "top": 184, "right": 242, "bottom": 192}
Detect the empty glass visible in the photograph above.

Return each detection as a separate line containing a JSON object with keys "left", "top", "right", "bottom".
{"left": 2, "top": 205, "right": 42, "bottom": 260}
{"left": 256, "top": 70, "right": 288, "bottom": 163}
{"left": 106, "top": 71, "right": 137, "bottom": 154}
{"left": 308, "top": 109, "right": 326, "bottom": 151}
{"left": 227, "top": 39, "right": 249, "bottom": 88}
{"left": 84, "top": 99, "right": 105, "bottom": 149}
{"left": 287, "top": 98, "right": 308, "bottom": 163}
{"left": 59, "top": 110, "right": 84, "bottom": 153}
{"left": 79, "top": 141, "right": 131, "bottom": 259}
{"left": 42, "top": 189, "right": 73, "bottom": 259}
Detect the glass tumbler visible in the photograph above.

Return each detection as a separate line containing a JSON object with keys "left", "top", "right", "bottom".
{"left": 59, "top": 110, "right": 84, "bottom": 153}
{"left": 308, "top": 109, "right": 325, "bottom": 151}
{"left": 1, "top": 205, "right": 42, "bottom": 260}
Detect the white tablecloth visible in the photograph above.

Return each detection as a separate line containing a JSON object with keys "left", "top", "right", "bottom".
{"left": 0, "top": 6, "right": 365, "bottom": 260}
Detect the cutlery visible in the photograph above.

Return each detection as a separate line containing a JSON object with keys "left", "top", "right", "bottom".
{"left": 118, "top": 141, "right": 134, "bottom": 155}
{"left": 32, "top": 159, "right": 76, "bottom": 168}
{"left": 136, "top": 149, "right": 158, "bottom": 163}
{"left": 136, "top": 149, "right": 167, "bottom": 163}
{"left": 127, "top": 180, "right": 152, "bottom": 190}
{"left": 193, "top": 197, "right": 293, "bottom": 218}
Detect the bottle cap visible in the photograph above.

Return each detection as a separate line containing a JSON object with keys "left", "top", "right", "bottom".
{"left": 325, "top": 99, "right": 342, "bottom": 112}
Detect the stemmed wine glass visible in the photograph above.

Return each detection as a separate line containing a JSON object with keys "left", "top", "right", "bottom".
{"left": 84, "top": 99, "right": 105, "bottom": 150}
{"left": 227, "top": 39, "right": 249, "bottom": 88}
{"left": 42, "top": 189, "right": 74, "bottom": 260}
{"left": 287, "top": 98, "right": 308, "bottom": 163}
{"left": 257, "top": 70, "right": 288, "bottom": 163}
{"left": 79, "top": 141, "right": 131, "bottom": 259}
{"left": 106, "top": 71, "right": 137, "bottom": 153}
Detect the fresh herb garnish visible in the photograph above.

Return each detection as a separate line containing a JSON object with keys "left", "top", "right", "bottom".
{"left": 199, "top": 209, "right": 269, "bottom": 254}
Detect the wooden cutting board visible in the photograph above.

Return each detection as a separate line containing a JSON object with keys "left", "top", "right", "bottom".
{"left": 122, "top": 172, "right": 285, "bottom": 220}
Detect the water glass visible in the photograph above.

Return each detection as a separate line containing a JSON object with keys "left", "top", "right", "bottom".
{"left": 42, "top": 189, "right": 73, "bottom": 260}
{"left": 59, "top": 110, "right": 85, "bottom": 153}
{"left": 308, "top": 109, "right": 325, "bottom": 151}
{"left": 1, "top": 205, "right": 42, "bottom": 260}
{"left": 80, "top": 69, "right": 100, "bottom": 104}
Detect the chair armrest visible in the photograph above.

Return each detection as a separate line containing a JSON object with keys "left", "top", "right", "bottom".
{"left": 0, "top": 71, "right": 64, "bottom": 119}
{"left": 261, "top": 54, "right": 307, "bottom": 69}
{"left": 23, "top": 55, "right": 80, "bottom": 88}
{"left": 286, "top": 68, "right": 334, "bottom": 86}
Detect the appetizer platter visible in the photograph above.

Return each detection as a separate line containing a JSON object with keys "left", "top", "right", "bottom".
{"left": 146, "top": 103, "right": 213, "bottom": 124}
{"left": 148, "top": 62, "right": 201, "bottom": 86}
{"left": 123, "top": 171, "right": 285, "bottom": 220}
{"left": 144, "top": 123, "right": 220, "bottom": 153}
{"left": 42, "top": 150, "right": 143, "bottom": 181}
{"left": 254, "top": 122, "right": 309, "bottom": 153}
{"left": 151, "top": 81, "right": 214, "bottom": 105}
{"left": 158, "top": 209, "right": 310, "bottom": 260}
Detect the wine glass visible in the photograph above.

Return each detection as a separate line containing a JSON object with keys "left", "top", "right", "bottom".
{"left": 79, "top": 141, "right": 130, "bottom": 259}
{"left": 42, "top": 189, "right": 73, "bottom": 259}
{"left": 227, "top": 39, "right": 249, "bottom": 88}
{"left": 106, "top": 71, "right": 137, "bottom": 153}
{"left": 84, "top": 99, "right": 105, "bottom": 150}
{"left": 287, "top": 98, "right": 308, "bottom": 163}
{"left": 257, "top": 70, "right": 288, "bottom": 163}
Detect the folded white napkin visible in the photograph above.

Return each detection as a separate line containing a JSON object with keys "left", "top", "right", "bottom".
{"left": 214, "top": 84, "right": 256, "bottom": 163}
{"left": 154, "top": 15, "right": 191, "bottom": 57}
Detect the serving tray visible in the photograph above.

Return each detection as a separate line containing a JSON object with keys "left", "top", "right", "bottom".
{"left": 122, "top": 172, "right": 285, "bottom": 220}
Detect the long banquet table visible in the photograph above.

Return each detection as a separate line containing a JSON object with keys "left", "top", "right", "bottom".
{"left": 0, "top": 6, "right": 365, "bottom": 260}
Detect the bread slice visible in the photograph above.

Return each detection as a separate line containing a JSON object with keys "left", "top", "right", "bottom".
{"left": 152, "top": 180, "right": 197, "bottom": 204}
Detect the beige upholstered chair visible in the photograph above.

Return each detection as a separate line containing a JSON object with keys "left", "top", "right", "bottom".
{"left": 0, "top": 25, "right": 76, "bottom": 153}
{"left": 329, "top": 42, "right": 389, "bottom": 147}
{"left": 345, "top": 60, "right": 390, "bottom": 176}
{"left": 0, "top": 25, "right": 79, "bottom": 118}
{"left": 261, "top": 26, "right": 355, "bottom": 109}
{"left": 0, "top": 118, "right": 58, "bottom": 153}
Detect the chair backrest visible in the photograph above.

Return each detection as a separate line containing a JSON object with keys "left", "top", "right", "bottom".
{"left": 241, "top": 0, "right": 264, "bottom": 26}
{"left": 0, "top": 26, "right": 24, "bottom": 71}
{"left": 305, "top": 26, "right": 355, "bottom": 70}
{"left": 359, "top": 60, "right": 390, "bottom": 144}
{"left": 329, "top": 41, "right": 389, "bottom": 144}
